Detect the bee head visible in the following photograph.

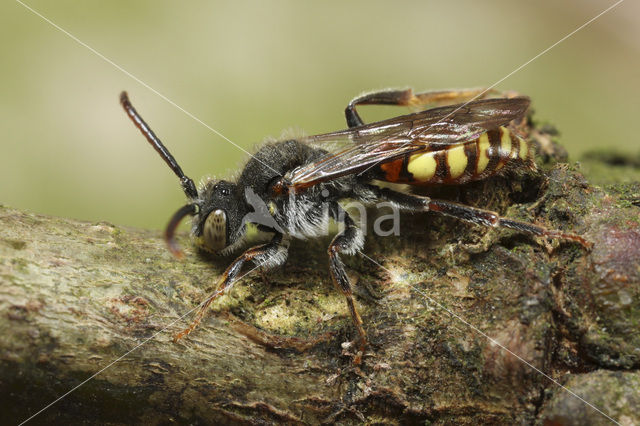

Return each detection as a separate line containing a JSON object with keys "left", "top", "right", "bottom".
{"left": 120, "top": 91, "right": 247, "bottom": 258}
{"left": 161, "top": 181, "right": 250, "bottom": 259}
{"left": 192, "top": 180, "right": 248, "bottom": 254}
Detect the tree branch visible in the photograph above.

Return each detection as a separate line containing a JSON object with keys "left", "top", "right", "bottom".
{"left": 1, "top": 156, "right": 639, "bottom": 424}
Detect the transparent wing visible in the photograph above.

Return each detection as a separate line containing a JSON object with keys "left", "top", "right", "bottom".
{"left": 288, "top": 96, "right": 530, "bottom": 190}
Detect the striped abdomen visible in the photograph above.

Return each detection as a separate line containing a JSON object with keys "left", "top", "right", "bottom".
{"left": 376, "top": 126, "right": 533, "bottom": 185}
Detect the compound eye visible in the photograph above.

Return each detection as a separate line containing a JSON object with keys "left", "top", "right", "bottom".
{"left": 203, "top": 209, "right": 227, "bottom": 251}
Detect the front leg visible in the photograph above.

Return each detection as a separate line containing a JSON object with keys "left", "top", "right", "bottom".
{"left": 328, "top": 208, "right": 367, "bottom": 362}
{"left": 174, "top": 233, "right": 290, "bottom": 341}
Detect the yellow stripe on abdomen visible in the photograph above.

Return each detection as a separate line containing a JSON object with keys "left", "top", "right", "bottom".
{"left": 500, "top": 127, "right": 512, "bottom": 155}
{"left": 476, "top": 133, "right": 490, "bottom": 174}
{"left": 447, "top": 145, "right": 468, "bottom": 179}
{"left": 518, "top": 137, "right": 529, "bottom": 160}
{"left": 402, "top": 127, "right": 529, "bottom": 185}
{"left": 494, "top": 127, "right": 512, "bottom": 170}
{"left": 407, "top": 151, "right": 437, "bottom": 182}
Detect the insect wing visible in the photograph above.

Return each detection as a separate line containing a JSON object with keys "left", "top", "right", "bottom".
{"left": 288, "top": 97, "right": 530, "bottom": 189}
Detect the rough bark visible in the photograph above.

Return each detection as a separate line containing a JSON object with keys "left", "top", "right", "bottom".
{"left": 1, "top": 138, "right": 639, "bottom": 425}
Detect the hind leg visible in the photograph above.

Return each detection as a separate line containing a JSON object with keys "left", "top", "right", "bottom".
{"left": 370, "top": 186, "right": 591, "bottom": 248}
{"left": 345, "top": 87, "right": 491, "bottom": 127}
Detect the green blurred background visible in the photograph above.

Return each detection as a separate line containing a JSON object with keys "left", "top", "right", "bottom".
{"left": 1, "top": 0, "right": 638, "bottom": 229}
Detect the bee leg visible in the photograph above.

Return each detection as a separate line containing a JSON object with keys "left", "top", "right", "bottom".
{"left": 345, "top": 88, "right": 492, "bottom": 127}
{"left": 372, "top": 186, "right": 591, "bottom": 249}
{"left": 328, "top": 209, "right": 367, "bottom": 363}
{"left": 426, "top": 198, "right": 592, "bottom": 248}
{"left": 174, "top": 233, "right": 289, "bottom": 342}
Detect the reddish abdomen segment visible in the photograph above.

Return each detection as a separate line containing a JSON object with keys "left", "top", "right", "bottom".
{"left": 376, "top": 126, "right": 532, "bottom": 185}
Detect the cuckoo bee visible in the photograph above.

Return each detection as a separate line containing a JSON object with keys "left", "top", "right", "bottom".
{"left": 120, "top": 88, "right": 589, "bottom": 360}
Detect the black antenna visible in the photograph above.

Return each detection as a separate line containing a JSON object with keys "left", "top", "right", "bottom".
{"left": 120, "top": 91, "right": 198, "bottom": 199}
{"left": 164, "top": 203, "right": 199, "bottom": 258}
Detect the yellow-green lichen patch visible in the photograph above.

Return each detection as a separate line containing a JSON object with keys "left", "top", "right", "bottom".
{"left": 1, "top": 238, "right": 27, "bottom": 250}
{"left": 253, "top": 289, "right": 347, "bottom": 336}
